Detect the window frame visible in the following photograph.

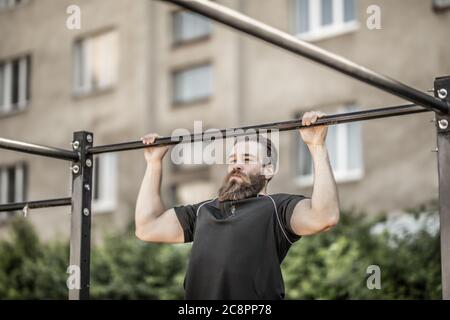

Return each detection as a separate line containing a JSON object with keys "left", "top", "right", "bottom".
{"left": 72, "top": 29, "right": 119, "bottom": 97}
{"left": 91, "top": 153, "right": 118, "bottom": 214}
{"left": 0, "top": 54, "right": 31, "bottom": 117}
{"left": 293, "top": 0, "right": 359, "bottom": 42}
{"left": 0, "top": 0, "right": 29, "bottom": 13}
{"left": 294, "top": 106, "right": 364, "bottom": 187}
{"left": 171, "top": 62, "right": 213, "bottom": 106}
{"left": 171, "top": 9, "right": 212, "bottom": 47}
{"left": 433, "top": 0, "right": 450, "bottom": 11}
{"left": 0, "top": 162, "right": 28, "bottom": 220}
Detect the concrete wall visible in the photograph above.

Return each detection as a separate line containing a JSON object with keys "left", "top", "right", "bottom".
{"left": 0, "top": 0, "right": 152, "bottom": 241}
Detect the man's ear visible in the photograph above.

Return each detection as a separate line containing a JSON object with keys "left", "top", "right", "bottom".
{"left": 262, "top": 164, "right": 274, "bottom": 180}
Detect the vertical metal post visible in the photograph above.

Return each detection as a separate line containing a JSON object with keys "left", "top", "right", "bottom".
{"left": 69, "top": 131, "right": 93, "bottom": 300}
{"left": 434, "top": 76, "right": 450, "bottom": 300}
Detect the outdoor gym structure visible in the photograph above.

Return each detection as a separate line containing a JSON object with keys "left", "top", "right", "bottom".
{"left": 0, "top": 0, "right": 449, "bottom": 300}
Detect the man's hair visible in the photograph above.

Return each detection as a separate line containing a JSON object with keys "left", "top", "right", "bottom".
{"left": 233, "top": 134, "right": 278, "bottom": 173}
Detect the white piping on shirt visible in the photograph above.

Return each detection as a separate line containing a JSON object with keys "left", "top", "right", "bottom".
{"left": 258, "top": 194, "right": 294, "bottom": 245}
{"left": 196, "top": 198, "right": 216, "bottom": 217}
{"left": 196, "top": 195, "right": 294, "bottom": 244}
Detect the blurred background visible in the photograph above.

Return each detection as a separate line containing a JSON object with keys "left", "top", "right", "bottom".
{"left": 0, "top": 0, "right": 449, "bottom": 299}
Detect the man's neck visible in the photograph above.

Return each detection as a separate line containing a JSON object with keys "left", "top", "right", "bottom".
{"left": 258, "top": 184, "right": 268, "bottom": 196}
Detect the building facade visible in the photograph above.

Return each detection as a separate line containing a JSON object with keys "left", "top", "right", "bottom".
{"left": 0, "top": 0, "right": 449, "bottom": 240}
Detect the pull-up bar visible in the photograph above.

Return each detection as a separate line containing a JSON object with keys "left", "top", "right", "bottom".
{"left": 87, "top": 103, "right": 430, "bottom": 154}
{"left": 0, "top": 137, "right": 79, "bottom": 161}
{"left": 0, "top": 103, "right": 429, "bottom": 213}
{"left": 159, "top": 0, "right": 449, "bottom": 115}
{"left": 0, "top": 197, "right": 72, "bottom": 213}
{"left": 0, "top": 103, "right": 430, "bottom": 211}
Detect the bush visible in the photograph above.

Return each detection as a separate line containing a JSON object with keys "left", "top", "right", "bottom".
{"left": 0, "top": 219, "right": 188, "bottom": 300}
{"left": 90, "top": 232, "right": 188, "bottom": 299}
{"left": 0, "top": 218, "right": 68, "bottom": 299}
{"left": 282, "top": 202, "right": 441, "bottom": 299}
{"left": 0, "top": 202, "right": 442, "bottom": 299}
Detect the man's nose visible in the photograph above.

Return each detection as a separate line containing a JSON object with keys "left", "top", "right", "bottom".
{"left": 231, "top": 163, "right": 243, "bottom": 172}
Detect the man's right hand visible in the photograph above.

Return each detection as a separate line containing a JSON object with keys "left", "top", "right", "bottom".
{"left": 140, "top": 133, "right": 170, "bottom": 164}
{"left": 136, "top": 133, "right": 184, "bottom": 244}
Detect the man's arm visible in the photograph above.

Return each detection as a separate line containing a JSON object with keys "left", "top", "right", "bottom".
{"left": 290, "top": 111, "right": 340, "bottom": 236}
{"left": 134, "top": 133, "right": 184, "bottom": 244}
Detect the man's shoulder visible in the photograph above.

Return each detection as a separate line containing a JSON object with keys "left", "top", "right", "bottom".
{"left": 269, "top": 193, "right": 306, "bottom": 199}
{"left": 174, "top": 198, "right": 217, "bottom": 210}
{"left": 195, "top": 198, "right": 218, "bottom": 208}
{"left": 268, "top": 193, "right": 309, "bottom": 204}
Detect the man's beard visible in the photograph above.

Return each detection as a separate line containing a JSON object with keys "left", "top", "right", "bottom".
{"left": 218, "top": 169, "right": 267, "bottom": 202}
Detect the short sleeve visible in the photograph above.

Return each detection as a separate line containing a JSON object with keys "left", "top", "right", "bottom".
{"left": 273, "top": 193, "right": 309, "bottom": 244}
{"left": 173, "top": 201, "right": 204, "bottom": 243}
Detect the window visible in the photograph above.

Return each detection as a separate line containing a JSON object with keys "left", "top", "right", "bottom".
{"left": 173, "top": 64, "right": 212, "bottom": 104}
{"left": 433, "top": 0, "right": 450, "bottom": 11}
{"left": 294, "top": 0, "right": 358, "bottom": 41}
{"left": 173, "top": 10, "right": 211, "bottom": 44}
{"left": 91, "top": 154, "right": 117, "bottom": 213}
{"left": 0, "top": 162, "right": 28, "bottom": 220}
{"left": 73, "top": 30, "right": 119, "bottom": 95}
{"left": 0, "top": 0, "right": 25, "bottom": 11}
{"left": 296, "top": 106, "right": 363, "bottom": 185}
{"left": 0, "top": 55, "right": 31, "bottom": 115}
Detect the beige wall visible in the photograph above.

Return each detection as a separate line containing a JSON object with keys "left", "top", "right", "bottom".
{"left": 0, "top": 0, "right": 152, "bottom": 241}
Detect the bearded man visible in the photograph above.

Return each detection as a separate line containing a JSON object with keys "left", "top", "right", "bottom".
{"left": 135, "top": 111, "right": 340, "bottom": 300}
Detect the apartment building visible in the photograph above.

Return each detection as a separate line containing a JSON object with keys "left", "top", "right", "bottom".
{"left": 0, "top": 0, "right": 449, "bottom": 240}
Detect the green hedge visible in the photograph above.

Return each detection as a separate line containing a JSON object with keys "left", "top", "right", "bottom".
{"left": 0, "top": 202, "right": 441, "bottom": 299}
{"left": 282, "top": 202, "right": 441, "bottom": 299}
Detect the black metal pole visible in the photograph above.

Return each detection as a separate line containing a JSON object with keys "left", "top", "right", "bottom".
{"left": 159, "top": 0, "right": 449, "bottom": 114}
{"left": 435, "top": 76, "right": 450, "bottom": 300}
{"left": 0, "top": 137, "right": 79, "bottom": 161}
{"left": 88, "top": 103, "right": 430, "bottom": 155}
{"left": 68, "top": 132, "right": 93, "bottom": 300}
{"left": 0, "top": 197, "right": 72, "bottom": 213}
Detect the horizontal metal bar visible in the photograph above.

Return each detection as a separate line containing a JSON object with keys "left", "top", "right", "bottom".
{"left": 88, "top": 104, "right": 430, "bottom": 155}
{"left": 159, "top": 0, "right": 449, "bottom": 114}
{"left": 0, "top": 137, "right": 79, "bottom": 161}
{"left": 0, "top": 197, "right": 72, "bottom": 213}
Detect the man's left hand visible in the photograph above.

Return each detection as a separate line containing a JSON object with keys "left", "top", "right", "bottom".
{"left": 299, "top": 111, "right": 328, "bottom": 146}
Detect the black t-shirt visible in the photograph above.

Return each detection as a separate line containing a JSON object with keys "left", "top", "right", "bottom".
{"left": 174, "top": 193, "right": 307, "bottom": 300}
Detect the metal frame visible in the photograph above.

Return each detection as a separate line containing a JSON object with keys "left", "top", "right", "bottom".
{"left": 0, "top": 138, "right": 79, "bottom": 161}
{"left": 0, "top": 0, "right": 448, "bottom": 300}
{"left": 0, "top": 198, "right": 71, "bottom": 212}
{"left": 435, "top": 77, "right": 450, "bottom": 300}
{"left": 68, "top": 131, "right": 93, "bottom": 300}
{"left": 0, "top": 132, "right": 94, "bottom": 300}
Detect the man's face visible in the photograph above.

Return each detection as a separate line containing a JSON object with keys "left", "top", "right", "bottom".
{"left": 217, "top": 141, "right": 273, "bottom": 202}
